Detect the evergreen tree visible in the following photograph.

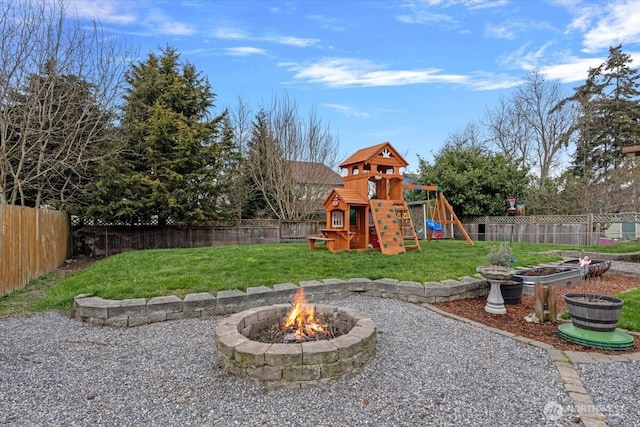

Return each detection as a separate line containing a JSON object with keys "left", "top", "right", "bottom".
{"left": 567, "top": 45, "right": 640, "bottom": 181}
{"left": 242, "top": 110, "right": 272, "bottom": 218}
{"left": 87, "top": 47, "right": 238, "bottom": 225}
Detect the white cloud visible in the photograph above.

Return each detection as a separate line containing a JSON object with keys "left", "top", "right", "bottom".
{"left": 540, "top": 51, "right": 640, "bottom": 83}
{"left": 396, "top": 10, "right": 456, "bottom": 25}
{"left": 155, "top": 21, "right": 196, "bottom": 37}
{"left": 213, "top": 27, "right": 250, "bottom": 40}
{"left": 67, "top": 0, "right": 137, "bottom": 24}
{"left": 67, "top": 0, "right": 196, "bottom": 37}
{"left": 396, "top": 0, "right": 508, "bottom": 24}
{"left": 466, "top": 73, "right": 522, "bottom": 90}
{"left": 323, "top": 103, "right": 370, "bottom": 118}
{"left": 282, "top": 58, "right": 468, "bottom": 88}
{"left": 484, "top": 23, "right": 516, "bottom": 40}
{"left": 581, "top": 1, "right": 640, "bottom": 53}
{"left": 263, "top": 35, "right": 320, "bottom": 47}
{"left": 462, "top": 0, "right": 509, "bottom": 10}
{"left": 559, "top": 0, "right": 640, "bottom": 53}
{"left": 497, "top": 43, "right": 554, "bottom": 71}
{"left": 212, "top": 27, "right": 319, "bottom": 47}
{"left": 308, "top": 15, "right": 347, "bottom": 32}
{"left": 224, "top": 47, "right": 267, "bottom": 57}
{"left": 539, "top": 57, "right": 603, "bottom": 83}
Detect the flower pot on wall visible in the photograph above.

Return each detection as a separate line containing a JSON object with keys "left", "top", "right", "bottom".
{"left": 564, "top": 293, "right": 624, "bottom": 332}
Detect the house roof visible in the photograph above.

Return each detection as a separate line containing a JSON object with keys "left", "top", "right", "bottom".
{"left": 339, "top": 142, "right": 408, "bottom": 168}
{"left": 289, "top": 161, "right": 343, "bottom": 186}
{"left": 324, "top": 188, "right": 369, "bottom": 206}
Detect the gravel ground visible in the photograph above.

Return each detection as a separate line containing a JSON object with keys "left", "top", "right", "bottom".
{"left": 0, "top": 295, "right": 579, "bottom": 427}
{"left": 575, "top": 362, "right": 640, "bottom": 427}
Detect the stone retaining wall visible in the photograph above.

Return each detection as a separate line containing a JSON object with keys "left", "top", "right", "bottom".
{"left": 74, "top": 276, "right": 488, "bottom": 327}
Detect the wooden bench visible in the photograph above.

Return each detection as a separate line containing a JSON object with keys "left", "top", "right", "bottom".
{"left": 308, "top": 235, "right": 335, "bottom": 250}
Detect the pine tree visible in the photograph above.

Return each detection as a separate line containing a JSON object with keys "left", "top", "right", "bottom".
{"left": 569, "top": 45, "right": 640, "bottom": 182}
{"left": 87, "top": 47, "right": 238, "bottom": 225}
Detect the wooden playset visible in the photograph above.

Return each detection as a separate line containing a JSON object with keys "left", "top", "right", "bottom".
{"left": 309, "top": 142, "right": 473, "bottom": 255}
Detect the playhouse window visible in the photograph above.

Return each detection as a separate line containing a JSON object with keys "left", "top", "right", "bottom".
{"left": 331, "top": 210, "right": 344, "bottom": 228}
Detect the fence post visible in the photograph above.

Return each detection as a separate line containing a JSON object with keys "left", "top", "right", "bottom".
{"left": 586, "top": 213, "right": 593, "bottom": 246}
{"left": 529, "top": 215, "right": 535, "bottom": 243}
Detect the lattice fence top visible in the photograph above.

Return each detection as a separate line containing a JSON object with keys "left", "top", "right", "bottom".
{"left": 72, "top": 217, "right": 293, "bottom": 228}
{"left": 592, "top": 213, "right": 640, "bottom": 223}
{"left": 463, "top": 212, "right": 640, "bottom": 225}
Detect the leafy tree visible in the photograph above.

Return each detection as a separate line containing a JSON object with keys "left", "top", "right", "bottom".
{"left": 86, "top": 47, "right": 239, "bottom": 225}
{"left": 416, "top": 138, "right": 527, "bottom": 217}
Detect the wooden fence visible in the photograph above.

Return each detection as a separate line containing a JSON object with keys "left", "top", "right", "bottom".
{"left": 73, "top": 220, "right": 324, "bottom": 256}
{"left": 460, "top": 213, "right": 640, "bottom": 245}
{"left": 0, "top": 205, "right": 71, "bottom": 296}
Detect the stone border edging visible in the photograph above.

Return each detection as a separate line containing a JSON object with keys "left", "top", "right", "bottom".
{"left": 74, "top": 276, "right": 488, "bottom": 327}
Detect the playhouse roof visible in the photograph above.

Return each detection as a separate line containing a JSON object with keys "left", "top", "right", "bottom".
{"left": 339, "top": 142, "right": 408, "bottom": 169}
{"left": 323, "top": 188, "right": 369, "bottom": 206}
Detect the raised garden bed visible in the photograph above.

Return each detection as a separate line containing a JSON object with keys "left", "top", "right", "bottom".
{"left": 513, "top": 267, "right": 581, "bottom": 295}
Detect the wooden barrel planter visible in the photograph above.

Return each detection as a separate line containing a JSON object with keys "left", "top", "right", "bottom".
{"left": 564, "top": 293, "right": 624, "bottom": 332}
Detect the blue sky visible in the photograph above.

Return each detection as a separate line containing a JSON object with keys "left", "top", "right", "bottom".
{"left": 68, "top": 0, "right": 640, "bottom": 170}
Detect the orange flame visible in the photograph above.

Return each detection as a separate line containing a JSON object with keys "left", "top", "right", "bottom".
{"left": 282, "top": 288, "right": 326, "bottom": 340}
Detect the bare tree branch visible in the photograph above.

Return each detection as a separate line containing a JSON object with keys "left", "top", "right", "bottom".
{"left": 0, "top": 0, "right": 131, "bottom": 207}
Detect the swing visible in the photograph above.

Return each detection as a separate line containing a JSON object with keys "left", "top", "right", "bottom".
{"left": 425, "top": 191, "right": 442, "bottom": 232}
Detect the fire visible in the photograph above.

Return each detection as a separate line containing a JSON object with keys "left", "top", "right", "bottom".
{"left": 282, "top": 288, "right": 327, "bottom": 341}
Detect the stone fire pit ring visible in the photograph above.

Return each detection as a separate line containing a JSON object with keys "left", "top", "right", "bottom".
{"left": 214, "top": 303, "right": 376, "bottom": 387}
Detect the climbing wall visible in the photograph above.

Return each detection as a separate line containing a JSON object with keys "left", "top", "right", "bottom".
{"left": 369, "top": 200, "right": 407, "bottom": 255}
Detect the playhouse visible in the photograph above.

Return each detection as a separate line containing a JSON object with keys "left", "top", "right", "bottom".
{"left": 308, "top": 142, "right": 473, "bottom": 255}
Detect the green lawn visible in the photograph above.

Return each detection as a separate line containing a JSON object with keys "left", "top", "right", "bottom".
{"left": 617, "top": 288, "right": 640, "bottom": 331}
{"left": 1, "top": 240, "right": 639, "bottom": 330}
{"left": 2, "top": 240, "right": 565, "bottom": 315}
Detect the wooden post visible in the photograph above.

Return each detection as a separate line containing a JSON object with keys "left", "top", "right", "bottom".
{"left": 546, "top": 283, "right": 557, "bottom": 322}
{"left": 534, "top": 282, "right": 546, "bottom": 322}
{"left": 534, "top": 282, "right": 557, "bottom": 323}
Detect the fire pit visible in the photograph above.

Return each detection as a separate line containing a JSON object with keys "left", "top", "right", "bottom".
{"left": 214, "top": 289, "right": 376, "bottom": 387}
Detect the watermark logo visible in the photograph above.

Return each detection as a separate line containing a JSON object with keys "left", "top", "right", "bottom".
{"left": 543, "top": 401, "right": 564, "bottom": 421}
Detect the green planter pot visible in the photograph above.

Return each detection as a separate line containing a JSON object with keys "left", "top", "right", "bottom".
{"left": 564, "top": 293, "right": 623, "bottom": 332}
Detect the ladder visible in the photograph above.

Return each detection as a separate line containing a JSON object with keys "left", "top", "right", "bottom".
{"left": 391, "top": 201, "right": 421, "bottom": 251}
